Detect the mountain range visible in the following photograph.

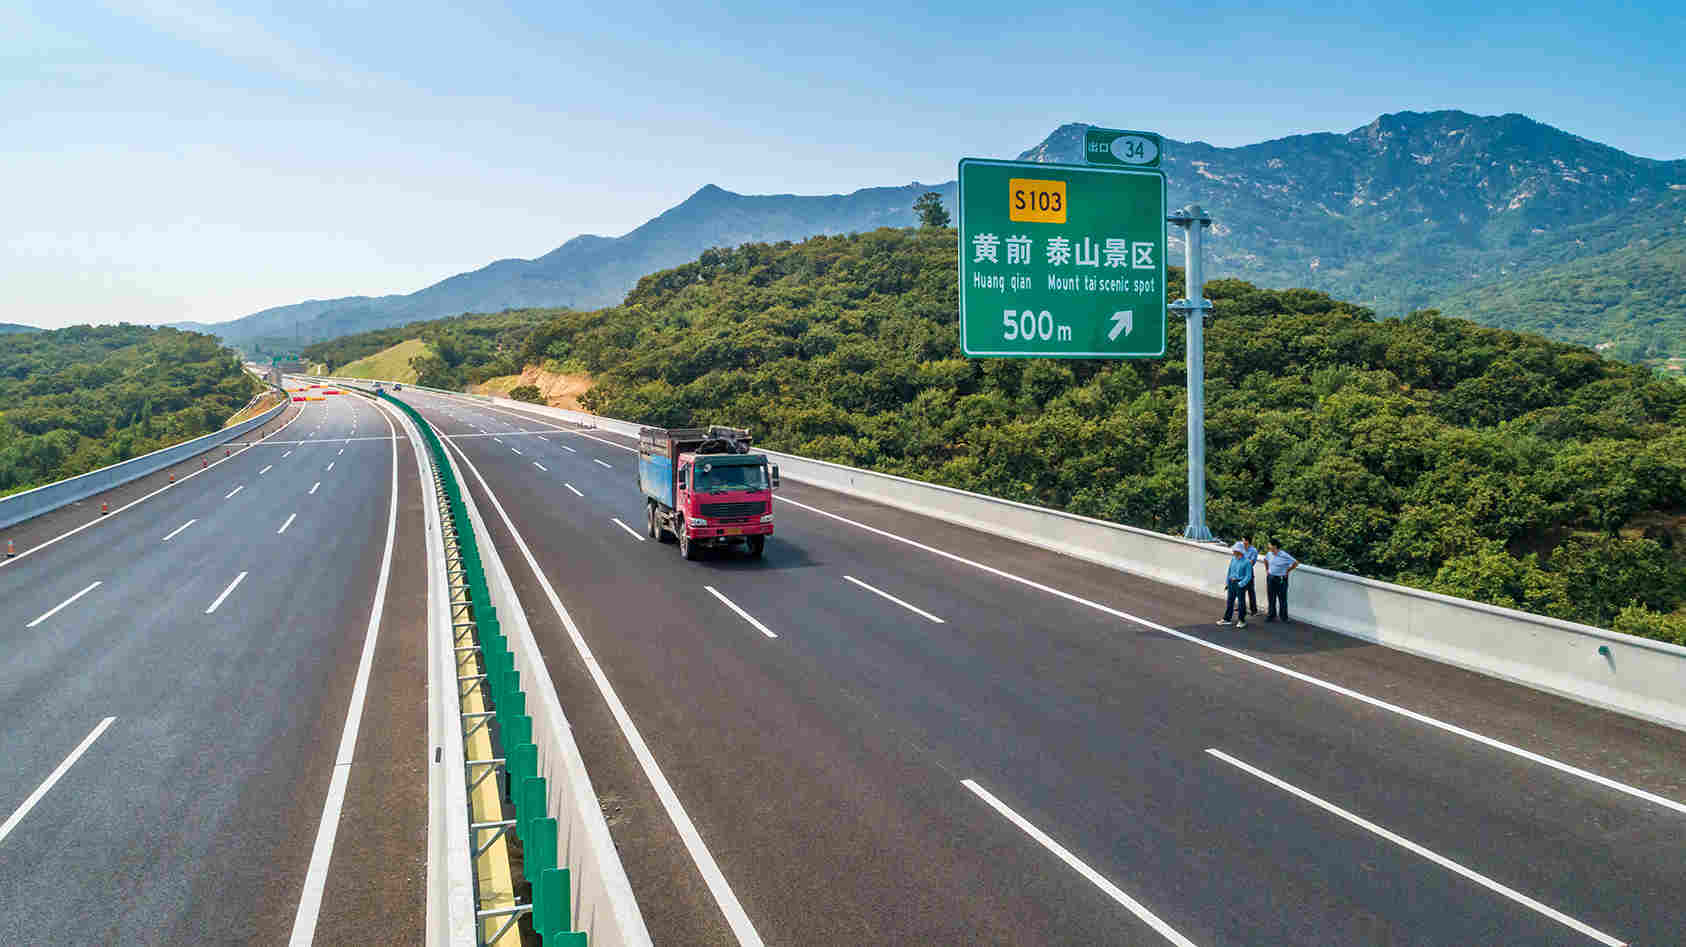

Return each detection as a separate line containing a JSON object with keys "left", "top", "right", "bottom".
{"left": 191, "top": 110, "right": 1686, "bottom": 357}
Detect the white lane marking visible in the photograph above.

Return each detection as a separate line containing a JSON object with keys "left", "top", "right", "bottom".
{"left": 338, "top": 448, "right": 344, "bottom": 456}
{"left": 774, "top": 494, "right": 1686, "bottom": 817}
{"left": 26, "top": 581, "right": 102, "bottom": 628}
{"left": 325, "top": 461, "right": 335, "bottom": 472}
{"left": 963, "top": 779, "right": 1197, "bottom": 946}
{"left": 309, "top": 482, "right": 320, "bottom": 495}
{"left": 161, "top": 519, "right": 197, "bottom": 542}
{"left": 438, "top": 435, "right": 767, "bottom": 947}
{"left": 260, "top": 465, "right": 273, "bottom": 474}
{"left": 494, "top": 437, "right": 503, "bottom": 443}
{"left": 283, "top": 450, "right": 292, "bottom": 458}
{"left": 592, "top": 458, "right": 611, "bottom": 469}
{"left": 510, "top": 447, "right": 522, "bottom": 455}
{"left": 1205, "top": 749, "right": 1626, "bottom": 946}
{"left": 288, "top": 396, "right": 400, "bottom": 946}
{"left": 564, "top": 483, "right": 583, "bottom": 497}
{"left": 277, "top": 513, "right": 297, "bottom": 535}
{"left": 560, "top": 444, "right": 576, "bottom": 453}
{"left": 610, "top": 517, "right": 646, "bottom": 542}
{"left": 0, "top": 717, "right": 117, "bottom": 845}
{"left": 225, "top": 485, "right": 244, "bottom": 499}
{"left": 705, "top": 586, "right": 776, "bottom": 639}
{"left": 533, "top": 462, "right": 547, "bottom": 472}
{"left": 205, "top": 571, "right": 248, "bottom": 613}
{"left": 843, "top": 575, "right": 945, "bottom": 624}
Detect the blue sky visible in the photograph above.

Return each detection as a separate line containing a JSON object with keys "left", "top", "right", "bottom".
{"left": 5, "top": 0, "right": 1682, "bottom": 329}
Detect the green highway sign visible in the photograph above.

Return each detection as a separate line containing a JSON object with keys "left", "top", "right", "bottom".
{"left": 1083, "top": 127, "right": 1162, "bottom": 167}
{"left": 958, "top": 157, "right": 1166, "bottom": 358}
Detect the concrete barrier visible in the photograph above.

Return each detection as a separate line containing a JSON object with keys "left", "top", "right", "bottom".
{"left": 0, "top": 392, "right": 288, "bottom": 530}
{"left": 345, "top": 378, "right": 1686, "bottom": 731}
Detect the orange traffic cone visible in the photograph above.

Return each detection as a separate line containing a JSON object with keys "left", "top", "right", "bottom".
{"left": 6, "top": 539, "right": 15, "bottom": 557}
{"left": 202, "top": 458, "right": 208, "bottom": 468}
{"left": 101, "top": 501, "right": 109, "bottom": 515}
{"left": 169, "top": 473, "right": 175, "bottom": 482}
{"left": 225, "top": 448, "right": 231, "bottom": 457}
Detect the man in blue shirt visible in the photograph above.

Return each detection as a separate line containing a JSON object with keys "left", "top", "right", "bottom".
{"left": 1264, "top": 540, "right": 1299, "bottom": 623}
{"left": 1218, "top": 547, "right": 1250, "bottom": 628}
{"left": 1236, "top": 537, "right": 1260, "bottom": 618}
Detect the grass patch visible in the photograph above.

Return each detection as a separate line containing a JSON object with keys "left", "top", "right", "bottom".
{"left": 336, "top": 338, "right": 429, "bottom": 383}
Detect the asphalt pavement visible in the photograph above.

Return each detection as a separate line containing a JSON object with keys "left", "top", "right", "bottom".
{"left": 0, "top": 388, "right": 428, "bottom": 945}
{"left": 400, "top": 389, "right": 1686, "bottom": 947}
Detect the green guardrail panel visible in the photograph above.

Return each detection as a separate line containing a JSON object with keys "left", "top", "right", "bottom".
{"left": 518, "top": 776, "right": 546, "bottom": 843}
{"left": 536, "top": 867, "right": 571, "bottom": 940}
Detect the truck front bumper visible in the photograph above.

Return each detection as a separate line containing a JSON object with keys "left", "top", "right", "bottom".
{"left": 689, "top": 523, "right": 773, "bottom": 541}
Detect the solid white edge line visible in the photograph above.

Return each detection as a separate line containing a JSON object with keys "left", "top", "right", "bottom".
{"left": 0, "top": 717, "right": 117, "bottom": 845}
{"left": 277, "top": 513, "right": 297, "bottom": 535}
{"left": 161, "top": 519, "right": 197, "bottom": 542}
{"left": 1204, "top": 749, "right": 1626, "bottom": 946}
{"left": 564, "top": 484, "right": 583, "bottom": 497}
{"left": 225, "top": 485, "right": 243, "bottom": 499}
{"left": 610, "top": 517, "right": 646, "bottom": 542}
{"left": 704, "top": 586, "right": 777, "bottom": 639}
{"left": 843, "top": 575, "right": 945, "bottom": 624}
{"left": 26, "top": 580, "right": 102, "bottom": 628}
{"left": 309, "top": 482, "right": 320, "bottom": 495}
{"left": 771, "top": 494, "right": 1686, "bottom": 817}
{"left": 288, "top": 390, "right": 401, "bottom": 946}
{"left": 592, "top": 458, "right": 612, "bottom": 468}
{"left": 962, "top": 779, "right": 1197, "bottom": 947}
{"left": 436, "top": 432, "right": 766, "bottom": 947}
{"left": 205, "top": 571, "right": 248, "bottom": 614}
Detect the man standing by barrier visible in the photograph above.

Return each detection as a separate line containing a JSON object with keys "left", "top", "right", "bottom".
{"left": 1218, "top": 547, "right": 1250, "bottom": 628}
{"left": 1236, "top": 536, "right": 1260, "bottom": 618}
{"left": 1264, "top": 540, "right": 1299, "bottom": 623}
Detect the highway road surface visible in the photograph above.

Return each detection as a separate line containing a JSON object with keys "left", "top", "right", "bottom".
{"left": 401, "top": 388, "right": 1685, "bottom": 947}
{"left": 0, "top": 389, "right": 429, "bottom": 945}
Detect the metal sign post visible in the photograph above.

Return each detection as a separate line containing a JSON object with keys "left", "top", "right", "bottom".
{"left": 1167, "top": 204, "right": 1214, "bottom": 541}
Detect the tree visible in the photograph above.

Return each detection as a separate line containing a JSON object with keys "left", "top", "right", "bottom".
{"left": 914, "top": 192, "right": 950, "bottom": 229}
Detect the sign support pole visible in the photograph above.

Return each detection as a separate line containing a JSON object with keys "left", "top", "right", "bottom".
{"left": 1167, "top": 204, "right": 1214, "bottom": 542}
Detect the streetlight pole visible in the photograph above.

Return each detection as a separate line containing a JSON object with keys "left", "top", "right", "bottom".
{"left": 1167, "top": 204, "right": 1214, "bottom": 542}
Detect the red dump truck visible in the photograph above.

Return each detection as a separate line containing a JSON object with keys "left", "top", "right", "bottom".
{"left": 638, "top": 425, "right": 779, "bottom": 559}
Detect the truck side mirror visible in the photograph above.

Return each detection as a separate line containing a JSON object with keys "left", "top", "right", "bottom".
{"left": 770, "top": 464, "right": 780, "bottom": 489}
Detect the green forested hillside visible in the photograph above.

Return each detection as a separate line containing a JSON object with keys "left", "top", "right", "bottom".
{"left": 0, "top": 325, "right": 258, "bottom": 495}
{"left": 316, "top": 228, "right": 1686, "bottom": 641}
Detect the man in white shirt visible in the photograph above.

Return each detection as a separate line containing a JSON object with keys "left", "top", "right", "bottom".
{"left": 1264, "top": 540, "right": 1299, "bottom": 623}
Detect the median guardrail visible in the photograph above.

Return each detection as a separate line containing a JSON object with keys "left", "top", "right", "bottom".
{"left": 0, "top": 387, "right": 289, "bottom": 530}
{"left": 380, "top": 388, "right": 651, "bottom": 947}
{"left": 348, "top": 379, "right": 1684, "bottom": 732}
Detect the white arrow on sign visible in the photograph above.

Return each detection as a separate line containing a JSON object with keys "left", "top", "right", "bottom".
{"left": 1108, "top": 310, "right": 1133, "bottom": 341}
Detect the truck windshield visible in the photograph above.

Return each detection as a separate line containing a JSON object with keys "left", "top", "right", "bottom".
{"left": 694, "top": 464, "right": 767, "bottom": 493}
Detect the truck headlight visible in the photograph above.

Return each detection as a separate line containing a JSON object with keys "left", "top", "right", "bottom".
{"left": 689, "top": 516, "right": 709, "bottom": 526}
{"left": 760, "top": 513, "right": 774, "bottom": 523}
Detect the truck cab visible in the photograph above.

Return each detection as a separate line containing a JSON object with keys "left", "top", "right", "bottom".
{"left": 639, "top": 426, "right": 778, "bottom": 559}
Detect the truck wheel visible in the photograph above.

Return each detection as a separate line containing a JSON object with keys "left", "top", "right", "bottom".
{"left": 680, "top": 524, "right": 699, "bottom": 560}
{"left": 747, "top": 535, "right": 765, "bottom": 559}
{"left": 646, "top": 503, "right": 658, "bottom": 540}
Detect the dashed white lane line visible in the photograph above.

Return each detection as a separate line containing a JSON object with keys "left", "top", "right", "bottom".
{"left": 771, "top": 494, "right": 1686, "bottom": 817}
{"left": 533, "top": 462, "right": 547, "bottom": 472}
{"left": 325, "top": 462, "right": 335, "bottom": 472}
{"left": 564, "top": 483, "right": 583, "bottom": 497}
{"left": 283, "top": 450, "right": 293, "bottom": 458}
{"left": 963, "top": 779, "right": 1196, "bottom": 946}
{"left": 560, "top": 444, "right": 576, "bottom": 453}
{"left": 1204, "top": 749, "right": 1626, "bottom": 946}
{"left": 704, "top": 586, "right": 776, "bottom": 639}
{"left": 205, "top": 571, "right": 248, "bottom": 613}
{"left": 592, "top": 458, "right": 611, "bottom": 469}
{"left": 26, "top": 581, "right": 103, "bottom": 628}
{"left": 610, "top": 517, "right": 645, "bottom": 541}
{"left": 842, "top": 575, "right": 945, "bottom": 624}
{"left": 309, "top": 482, "right": 320, "bottom": 495}
{"left": 510, "top": 447, "right": 522, "bottom": 455}
{"left": 338, "top": 448, "right": 344, "bottom": 455}
{"left": 494, "top": 437, "right": 503, "bottom": 443}
{"left": 277, "top": 513, "right": 297, "bottom": 535}
{"left": 225, "top": 485, "right": 244, "bottom": 499}
{"left": 0, "top": 717, "right": 117, "bottom": 846}
{"left": 161, "top": 519, "right": 197, "bottom": 542}
{"left": 260, "top": 465, "right": 273, "bottom": 475}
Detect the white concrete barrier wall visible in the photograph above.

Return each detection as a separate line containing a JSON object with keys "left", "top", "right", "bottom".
{"left": 330, "top": 376, "right": 1686, "bottom": 730}
{"left": 0, "top": 392, "right": 288, "bottom": 530}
